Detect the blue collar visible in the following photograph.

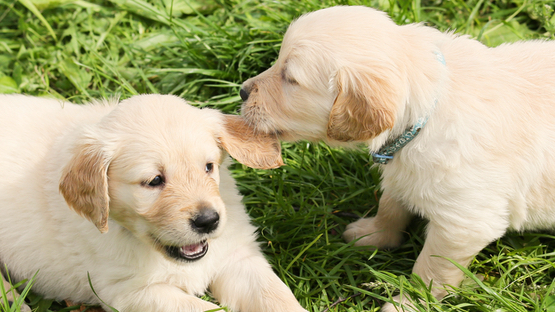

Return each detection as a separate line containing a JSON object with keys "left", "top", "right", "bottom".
{"left": 371, "top": 104, "right": 433, "bottom": 164}
{"left": 372, "top": 51, "right": 445, "bottom": 165}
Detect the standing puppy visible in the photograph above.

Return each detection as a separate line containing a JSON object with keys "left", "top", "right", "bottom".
{"left": 239, "top": 5, "right": 555, "bottom": 311}
{"left": 0, "top": 94, "right": 305, "bottom": 312}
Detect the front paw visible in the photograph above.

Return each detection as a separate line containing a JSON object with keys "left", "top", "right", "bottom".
{"left": 1, "top": 280, "right": 31, "bottom": 312}
{"left": 381, "top": 295, "right": 417, "bottom": 312}
{"left": 342, "top": 217, "right": 403, "bottom": 249}
{"left": 196, "top": 300, "right": 221, "bottom": 311}
{"left": 4, "top": 301, "right": 31, "bottom": 312}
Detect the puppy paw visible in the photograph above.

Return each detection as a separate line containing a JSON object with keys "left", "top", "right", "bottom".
{"left": 342, "top": 217, "right": 403, "bottom": 249}
{"left": 381, "top": 302, "right": 400, "bottom": 312}
{"left": 1, "top": 281, "right": 31, "bottom": 312}
{"left": 196, "top": 300, "right": 220, "bottom": 311}
{"left": 21, "top": 303, "right": 32, "bottom": 312}
{"left": 3, "top": 300, "right": 31, "bottom": 312}
{"left": 381, "top": 302, "right": 407, "bottom": 312}
{"left": 381, "top": 295, "right": 417, "bottom": 312}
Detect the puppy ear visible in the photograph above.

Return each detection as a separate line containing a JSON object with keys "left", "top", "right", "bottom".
{"left": 220, "top": 115, "right": 284, "bottom": 169}
{"left": 59, "top": 137, "right": 110, "bottom": 233}
{"left": 327, "top": 67, "right": 397, "bottom": 142}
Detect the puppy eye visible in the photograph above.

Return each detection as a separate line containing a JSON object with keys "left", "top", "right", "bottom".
{"left": 145, "top": 175, "right": 165, "bottom": 187}
{"left": 281, "top": 69, "right": 299, "bottom": 86}
{"left": 205, "top": 162, "right": 214, "bottom": 174}
{"left": 286, "top": 77, "right": 299, "bottom": 85}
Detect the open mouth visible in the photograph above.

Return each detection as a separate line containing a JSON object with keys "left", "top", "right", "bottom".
{"left": 163, "top": 240, "right": 209, "bottom": 262}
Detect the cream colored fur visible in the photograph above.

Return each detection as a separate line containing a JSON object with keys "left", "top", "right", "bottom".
{"left": 240, "top": 6, "right": 555, "bottom": 311}
{"left": 0, "top": 94, "right": 305, "bottom": 312}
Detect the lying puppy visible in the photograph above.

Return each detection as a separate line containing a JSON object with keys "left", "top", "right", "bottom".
{"left": 0, "top": 94, "right": 306, "bottom": 312}
{"left": 239, "top": 5, "right": 555, "bottom": 310}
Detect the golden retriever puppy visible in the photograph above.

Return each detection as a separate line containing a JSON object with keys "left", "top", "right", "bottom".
{"left": 0, "top": 94, "right": 307, "bottom": 312}
{"left": 239, "top": 5, "right": 555, "bottom": 310}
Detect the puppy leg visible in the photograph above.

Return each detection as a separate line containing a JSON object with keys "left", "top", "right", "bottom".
{"left": 343, "top": 192, "right": 411, "bottom": 248}
{"left": 381, "top": 219, "right": 505, "bottom": 311}
{"left": 0, "top": 272, "right": 31, "bottom": 312}
{"left": 110, "top": 284, "right": 220, "bottom": 312}
{"left": 211, "top": 252, "right": 307, "bottom": 312}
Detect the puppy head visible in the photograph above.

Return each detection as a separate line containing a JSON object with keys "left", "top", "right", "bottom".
{"left": 241, "top": 6, "right": 413, "bottom": 144}
{"left": 59, "top": 94, "right": 282, "bottom": 262}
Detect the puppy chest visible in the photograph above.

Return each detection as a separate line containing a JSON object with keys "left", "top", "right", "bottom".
{"left": 515, "top": 175, "right": 555, "bottom": 231}
{"left": 380, "top": 163, "right": 507, "bottom": 218}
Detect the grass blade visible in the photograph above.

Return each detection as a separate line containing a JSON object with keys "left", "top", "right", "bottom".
{"left": 17, "top": 0, "right": 57, "bottom": 40}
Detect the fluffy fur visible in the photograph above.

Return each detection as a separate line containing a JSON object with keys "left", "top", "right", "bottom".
{"left": 239, "top": 6, "right": 555, "bottom": 310}
{"left": 0, "top": 94, "right": 305, "bottom": 312}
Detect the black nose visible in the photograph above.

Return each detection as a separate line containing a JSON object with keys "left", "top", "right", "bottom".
{"left": 239, "top": 88, "right": 249, "bottom": 101}
{"left": 191, "top": 208, "right": 220, "bottom": 234}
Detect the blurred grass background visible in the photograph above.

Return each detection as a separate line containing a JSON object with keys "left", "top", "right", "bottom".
{"left": 1, "top": 0, "right": 555, "bottom": 311}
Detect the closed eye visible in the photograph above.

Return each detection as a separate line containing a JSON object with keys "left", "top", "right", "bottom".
{"left": 281, "top": 68, "right": 299, "bottom": 85}
{"left": 286, "top": 76, "right": 299, "bottom": 85}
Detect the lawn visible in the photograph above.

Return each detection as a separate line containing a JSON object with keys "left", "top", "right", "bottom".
{"left": 1, "top": 0, "right": 555, "bottom": 311}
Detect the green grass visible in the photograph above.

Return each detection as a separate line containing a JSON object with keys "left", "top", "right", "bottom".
{"left": 1, "top": 268, "right": 36, "bottom": 312}
{"left": 1, "top": 0, "right": 555, "bottom": 311}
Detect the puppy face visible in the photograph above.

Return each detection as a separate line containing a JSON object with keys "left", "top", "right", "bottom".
{"left": 106, "top": 100, "right": 226, "bottom": 262}
{"left": 59, "top": 95, "right": 283, "bottom": 262}
{"left": 241, "top": 6, "right": 412, "bottom": 144}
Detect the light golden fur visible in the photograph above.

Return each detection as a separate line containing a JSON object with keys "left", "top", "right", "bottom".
{"left": 240, "top": 6, "right": 555, "bottom": 311}
{"left": 0, "top": 94, "right": 304, "bottom": 312}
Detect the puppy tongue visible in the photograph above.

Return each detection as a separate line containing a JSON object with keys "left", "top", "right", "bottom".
{"left": 180, "top": 241, "right": 208, "bottom": 259}
{"left": 182, "top": 243, "right": 203, "bottom": 255}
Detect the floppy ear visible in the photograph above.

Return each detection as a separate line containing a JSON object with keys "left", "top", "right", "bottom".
{"left": 220, "top": 115, "right": 284, "bottom": 169}
{"left": 59, "top": 138, "right": 110, "bottom": 233}
{"left": 327, "top": 67, "right": 398, "bottom": 142}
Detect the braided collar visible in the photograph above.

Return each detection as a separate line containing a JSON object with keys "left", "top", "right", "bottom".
{"left": 371, "top": 51, "right": 445, "bottom": 165}
{"left": 371, "top": 103, "right": 434, "bottom": 164}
